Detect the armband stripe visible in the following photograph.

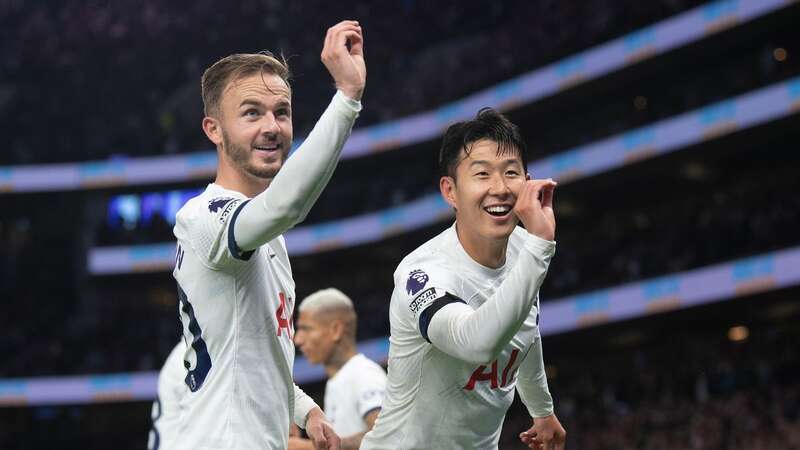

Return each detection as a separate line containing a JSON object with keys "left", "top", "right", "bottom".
{"left": 419, "top": 293, "right": 466, "bottom": 343}
{"left": 227, "top": 200, "right": 255, "bottom": 261}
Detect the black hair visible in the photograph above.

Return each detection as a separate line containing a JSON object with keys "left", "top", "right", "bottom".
{"left": 438, "top": 107, "right": 528, "bottom": 178}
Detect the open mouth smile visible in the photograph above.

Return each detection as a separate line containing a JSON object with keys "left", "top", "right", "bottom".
{"left": 484, "top": 204, "right": 512, "bottom": 218}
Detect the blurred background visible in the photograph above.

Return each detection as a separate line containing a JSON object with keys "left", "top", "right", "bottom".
{"left": 2, "top": 0, "right": 800, "bottom": 448}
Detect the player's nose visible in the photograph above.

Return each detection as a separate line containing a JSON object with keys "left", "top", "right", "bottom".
{"left": 260, "top": 113, "right": 281, "bottom": 135}
{"left": 488, "top": 174, "right": 511, "bottom": 196}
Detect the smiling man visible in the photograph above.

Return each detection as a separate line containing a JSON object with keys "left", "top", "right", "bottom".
{"left": 171, "top": 21, "right": 365, "bottom": 450}
{"left": 361, "top": 108, "right": 566, "bottom": 450}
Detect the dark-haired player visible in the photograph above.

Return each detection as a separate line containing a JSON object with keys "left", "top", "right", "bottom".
{"left": 361, "top": 108, "right": 566, "bottom": 450}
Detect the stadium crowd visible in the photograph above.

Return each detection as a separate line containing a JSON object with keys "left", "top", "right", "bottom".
{"left": 497, "top": 319, "right": 800, "bottom": 449}
{"left": 2, "top": 0, "right": 705, "bottom": 165}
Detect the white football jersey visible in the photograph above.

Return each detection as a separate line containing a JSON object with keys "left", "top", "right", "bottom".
{"left": 148, "top": 342, "right": 187, "bottom": 450}
{"left": 172, "top": 183, "right": 300, "bottom": 449}
{"left": 362, "top": 224, "right": 546, "bottom": 450}
{"left": 324, "top": 353, "right": 386, "bottom": 436}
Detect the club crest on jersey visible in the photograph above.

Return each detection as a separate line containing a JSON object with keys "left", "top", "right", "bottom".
{"left": 406, "top": 269, "right": 429, "bottom": 295}
{"left": 208, "top": 197, "right": 235, "bottom": 212}
{"left": 208, "top": 197, "right": 240, "bottom": 223}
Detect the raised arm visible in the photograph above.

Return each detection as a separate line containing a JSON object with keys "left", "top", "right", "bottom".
{"left": 424, "top": 236, "right": 554, "bottom": 364}
{"left": 234, "top": 21, "right": 366, "bottom": 252}
{"left": 424, "top": 180, "right": 557, "bottom": 364}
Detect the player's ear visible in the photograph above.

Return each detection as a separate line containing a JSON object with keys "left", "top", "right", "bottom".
{"left": 330, "top": 320, "right": 344, "bottom": 342}
{"left": 202, "top": 116, "right": 223, "bottom": 146}
{"left": 439, "top": 176, "right": 458, "bottom": 210}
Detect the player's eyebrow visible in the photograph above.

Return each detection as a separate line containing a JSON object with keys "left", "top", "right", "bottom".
{"left": 239, "top": 99, "right": 291, "bottom": 109}
{"left": 468, "top": 159, "right": 520, "bottom": 168}
{"left": 468, "top": 160, "right": 491, "bottom": 168}
{"left": 239, "top": 99, "right": 265, "bottom": 108}
{"left": 501, "top": 158, "right": 523, "bottom": 167}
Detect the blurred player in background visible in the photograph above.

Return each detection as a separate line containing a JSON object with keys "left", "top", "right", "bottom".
{"left": 148, "top": 342, "right": 186, "bottom": 450}
{"left": 171, "top": 20, "right": 365, "bottom": 449}
{"left": 361, "top": 108, "right": 566, "bottom": 450}
{"left": 289, "top": 288, "right": 387, "bottom": 450}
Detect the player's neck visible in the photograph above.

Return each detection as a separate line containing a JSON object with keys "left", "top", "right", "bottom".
{"left": 324, "top": 346, "right": 357, "bottom": 378}
{"left": 455, "top": 224, "right": 508, "bottom": 269}
{"left": 215, "top": 163, "right": 272, "bottom": 198}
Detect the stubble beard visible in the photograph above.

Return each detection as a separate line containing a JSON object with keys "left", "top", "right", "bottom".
{"left": 222, "top": 130, "right": 283, "bottom": 180}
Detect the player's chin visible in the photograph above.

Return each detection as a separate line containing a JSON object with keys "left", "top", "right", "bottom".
{"left": 245, "top": 162, "right": 281, "bottom": 180}
{"left": 483, "top": 217, "right": 517, "bottom": 238}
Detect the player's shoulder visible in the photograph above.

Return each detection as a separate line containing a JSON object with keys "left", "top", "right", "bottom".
{"left": 394, "top": 225, "right": 456, "bottom": 279}
{"left": 351, "top": 354, "right": 386, "bottom": 375}
{"left": 175, "top": 184, "right": 247, "bottom": 227}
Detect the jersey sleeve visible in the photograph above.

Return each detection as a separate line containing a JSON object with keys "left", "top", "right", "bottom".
{"left": 394, "top": 263, "right": 464, "bottom": 341}
{"left": 232, "top": 91, "right": 361, "bottom": 252}
{"left": 354, "top": 366, "right": 387, "bottom": 419}
{"left": 293, "top": 383, "right": 320, "bottom": 429}
{"left": 176, "top": 194, "right": 254, "bottom": 270}
{"left": 516, "top": 335, "right": 554, "bottom": 418}
{"left": 425, "top": 234, "right": 555, "bottom": 364}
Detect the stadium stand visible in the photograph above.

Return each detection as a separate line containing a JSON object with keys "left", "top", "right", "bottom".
{"left": 2, "top": 0, "right": 706, "bottom": 165}
{"left": 1, "top": 1, "right": 799, "bottom": 448}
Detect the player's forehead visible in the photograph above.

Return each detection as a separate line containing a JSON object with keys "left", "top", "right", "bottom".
{"left": 297, "top": 308, "right": 324, "bottom": 324}
{"left": 458, "top": 139, "right": 524, "bottom": 170}
{"left": 222, "top": 72, "right": 291, "bottom": 108}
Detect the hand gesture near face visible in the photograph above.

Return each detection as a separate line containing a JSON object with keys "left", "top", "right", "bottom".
{"left": 513, "top": 178, "right": 557, "bottom": 241}
{"left": 321, "top": 20, "right": 366, "bottom": 101}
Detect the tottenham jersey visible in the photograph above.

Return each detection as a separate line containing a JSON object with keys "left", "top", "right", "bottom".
{"left": 148, "top": 342, "right": 187, "bottom": 450}
{"left": 172, "top": 183, "right": 299, "bottom": 449}
{"left": 324, "top": 353, "right": 386, "bottom": 436}
{"left": 362, "top": 224, "right": 544, "bottom": 450}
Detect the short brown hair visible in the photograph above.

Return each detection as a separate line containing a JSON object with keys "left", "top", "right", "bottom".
{"left": 201, "top": 51, "right": 291, "bottom": 117}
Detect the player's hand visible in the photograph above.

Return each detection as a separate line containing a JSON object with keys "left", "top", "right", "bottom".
{"left": 513, "top": 178, "right": 557, "bottom": 241}
{"left": 288, "top": 436, "right": 315, "bottom": 450}
{"left": 321, "top": 20, "right": 366, "bottom": 101}
{"left": 520, "top": 414, "right": 566, "bottom": 450}
{"left": 304, "top": 408, "right": 341, "bottom": 450}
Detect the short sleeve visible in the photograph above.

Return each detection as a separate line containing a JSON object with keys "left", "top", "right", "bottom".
{"left": 177, "top": 194, "right": 255, "bottom": 269}
{"left": 354, "top": 367, "right": 387, "bottom": 418}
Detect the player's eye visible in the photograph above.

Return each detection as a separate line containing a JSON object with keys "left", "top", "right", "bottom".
{"left": 244, "top": 109, "right": 260, "bottom": 118}
{"left": 475, "top": 171, "right": 489, "bottom": 177}
{"left": 276, "top": 108, "right": 291, "bottom": 118}
{"left": 506, "top": 170, "right": 520, "bottom": 177}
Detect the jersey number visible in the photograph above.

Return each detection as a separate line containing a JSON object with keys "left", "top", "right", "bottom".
{"left": 464, "top": 349, "right": 521, "bottom": 390}
{"left": 178, "top": 284, "right": 212, "bottom": 392}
